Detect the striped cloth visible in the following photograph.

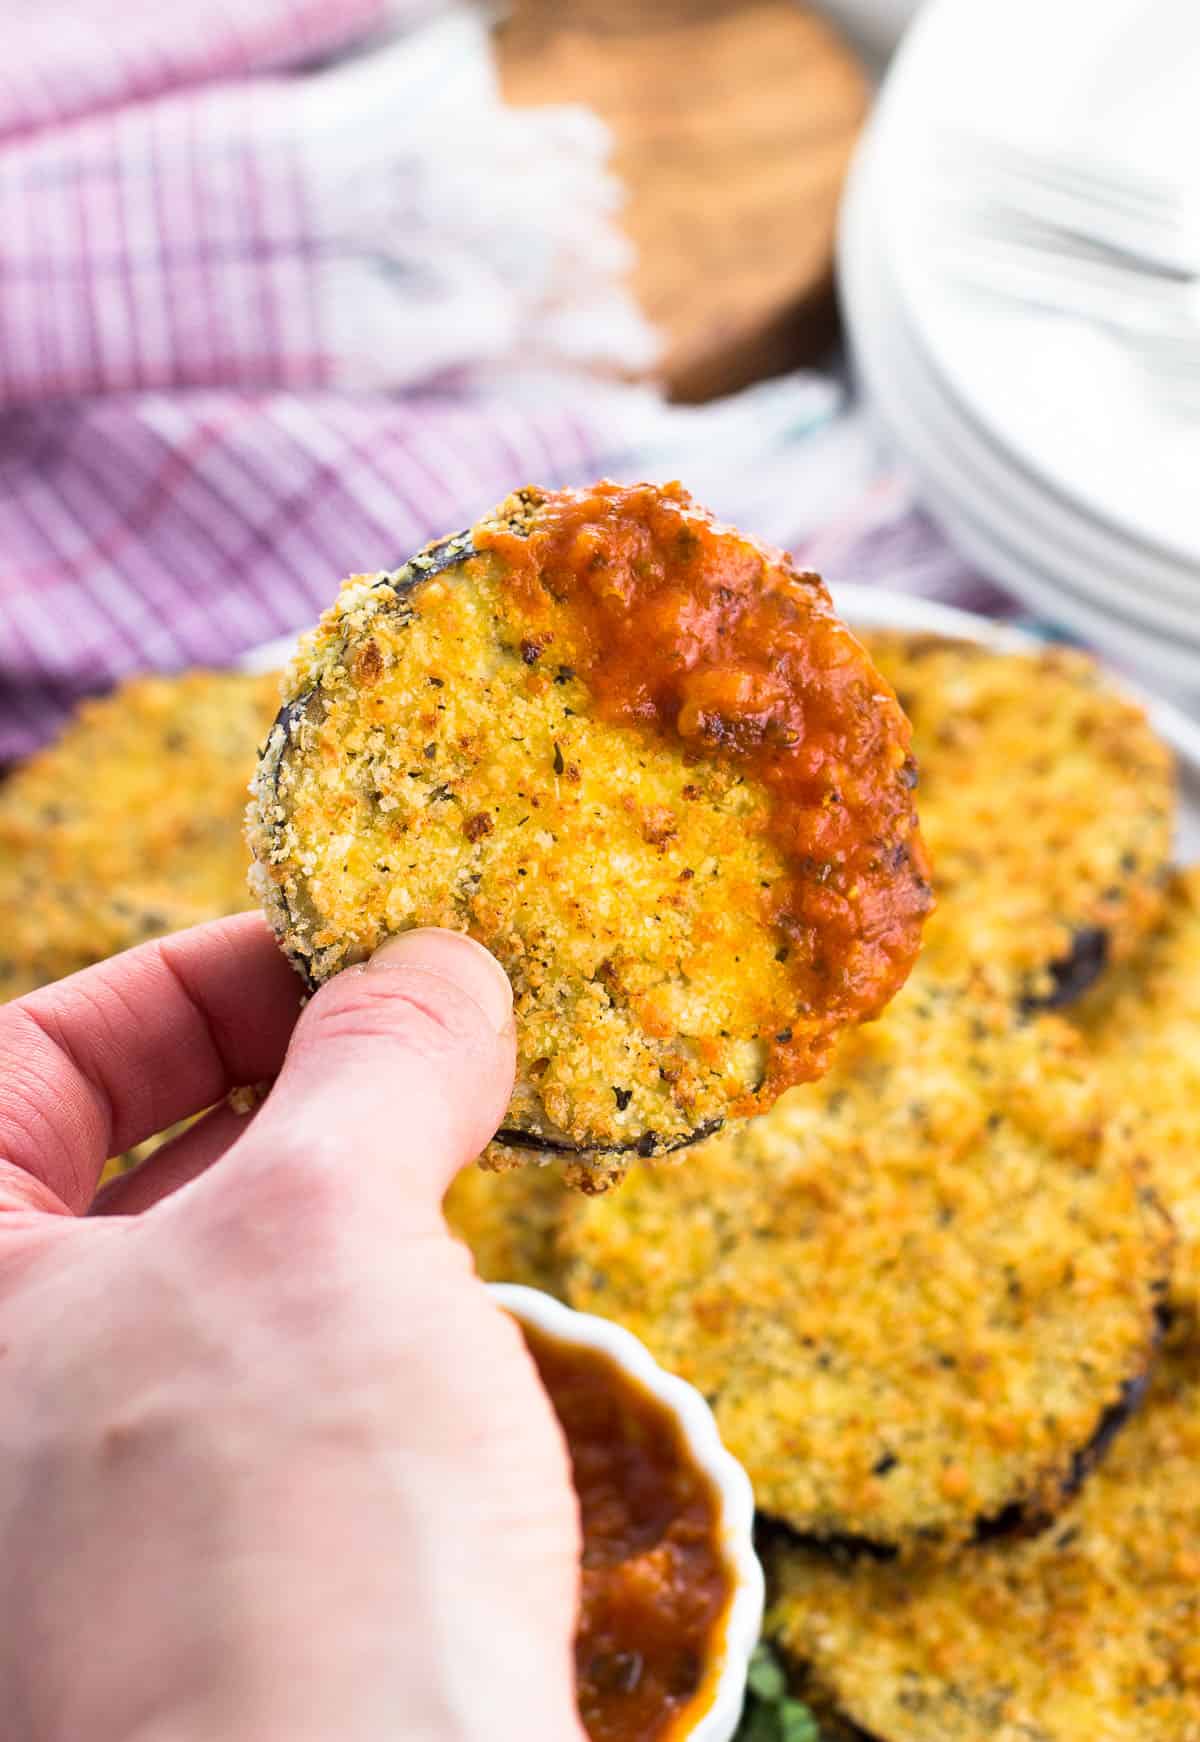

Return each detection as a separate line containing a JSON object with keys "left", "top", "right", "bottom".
{"left": 0, "top": 0, "right": 1001, "bottom": 765}
{"left": 0, "top": 0, "right": 394, "bottom": 141}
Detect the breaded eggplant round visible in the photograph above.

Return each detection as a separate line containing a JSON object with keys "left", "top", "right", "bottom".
{"left": 442, "top": 1161, "right": 567, "bottom": 1294}
{"left": 769, "top": 1334, "right": 1200, "bottom": 1742}
{"left": 864, "top": 634, "right": 1174, "bottom": 1007}
{"left": 561, "top": 969, "right": 1172, "bottom": 1550}
{"left": 1073, "top": 867, "right": 1200, "bottom": 1325}
{"left": 0, "top": 671, "right": 280, "bottom": 1003}
{"left": 248, "top": 482, "right": 931, "bottom": 1175}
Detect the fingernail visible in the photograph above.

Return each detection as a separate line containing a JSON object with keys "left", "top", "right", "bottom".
{"left": 366, "top": 928, "right": 513, "bottom": 1033}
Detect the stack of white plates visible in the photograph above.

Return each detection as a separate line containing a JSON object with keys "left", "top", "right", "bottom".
{"left": 840, "top": 0, "right": 1200, "bottom": 694}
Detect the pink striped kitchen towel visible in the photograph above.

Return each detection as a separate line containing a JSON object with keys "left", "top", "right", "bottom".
{"left": 0, "top": 0, "right": 998, "bottom": 764}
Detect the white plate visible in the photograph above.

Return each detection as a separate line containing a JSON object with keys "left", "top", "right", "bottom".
{"left": 241, "top": 590, "right": 1200, "bottom": 863}
{"left": 241, "top": 635, "right": 299, "bottom": 676}
{"left": 874, "top": 0, "right": 1200, "bottom": 570}
{"left": 840, "top": 137, "right": 1200, "bottom": 668}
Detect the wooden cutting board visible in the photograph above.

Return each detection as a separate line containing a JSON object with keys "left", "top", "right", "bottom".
{"left": 497, "top": 0, "right": 870, "bottom": 401}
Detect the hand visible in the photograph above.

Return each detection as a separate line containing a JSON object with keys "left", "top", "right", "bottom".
{"left": 0, "top": 916, "right": 585, "bottom": 1742}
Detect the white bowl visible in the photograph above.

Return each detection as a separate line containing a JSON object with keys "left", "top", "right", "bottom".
{"left": 489, "top": 1282, "right": 764, "bottom": 1742}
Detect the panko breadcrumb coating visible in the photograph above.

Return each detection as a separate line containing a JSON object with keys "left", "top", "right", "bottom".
{"left": 864, "top": 634, "right": 1174, "bottom": 1006}
{"left": 443, "top": 1161, "right": 567, "bottom": 1293}
{"left": 248, "top": 482, "right": 929, "bottom": 1180}
{"left": 561, "top": 969, "right": 1172, "bottom": 1551}
{"left": 770, "top": 1334, "right": 1200, "bottom": 1742}
{"left": 0, "top": 671, "right": 280, "bottom": 1002}
{"left": 1073, "top": 868, "right": 1200, "bottom": 1325}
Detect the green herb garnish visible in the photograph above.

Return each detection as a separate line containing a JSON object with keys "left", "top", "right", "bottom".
{"left": 733, "top": 1643, "right": 822, "bottom": 1742}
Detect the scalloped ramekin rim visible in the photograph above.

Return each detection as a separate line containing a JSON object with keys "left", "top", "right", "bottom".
{"left": 489, "top": 1282, "right": 764, "bottom": 1742}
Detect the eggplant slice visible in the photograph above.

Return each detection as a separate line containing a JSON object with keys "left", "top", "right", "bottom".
{"left": 560, "top": 966, "right": 1173, "bottom": 1550}
{"left": 1072, "top": 867, "right": 1200, "bottom": 1322}
{"left": 0, "top": 670, "right": 281, "bottom": 1003}
{"left": 863, "top": 633, "right": 1175, "bottom": 1008}
{"left": 768, "top": 1333, "right": 1200, "bottom": 1742}
{"left": 753, "top": 1342, "right": 1161, "bottom": 1568}
{"left": 248, "top": 482, "right": 930, "bottom": 1182}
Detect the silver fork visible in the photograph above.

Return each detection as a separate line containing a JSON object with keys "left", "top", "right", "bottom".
{"left": 933, "top": 131, "right": 1200, "bottom": 410}
{"left": 945, "top": 131, "right": 1200, "bottom": 278}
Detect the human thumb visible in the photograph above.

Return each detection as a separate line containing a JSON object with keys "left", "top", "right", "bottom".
{"left": 222, "top": 928, "right": 516, "bottom": 1216}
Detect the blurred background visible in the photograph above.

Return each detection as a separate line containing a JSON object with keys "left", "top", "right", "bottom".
{"left": 3, "top": 17, "right": 1197, "bottom": 1739}
{"left": 0, "top": 0, "right": 1196, "bottom": 767}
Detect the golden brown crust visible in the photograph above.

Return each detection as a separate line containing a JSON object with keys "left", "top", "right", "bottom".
{"left": 247, "top": 485, "right": 928, "bottom": 1175}
{"left": 1072, "top": 867, "right": 1200, "bottom": 1325}
{"left": 0, "top": 671, "right": 280, "bottom": 1001}
{"left": 769, "top": 1336, "right": 1200, "bottom": 1741}
{"left": 442, "top": 1160, "right": 567, "bottom": 1293}
{"left": 560, "top": 968, "right": 1173, "bottom": 1550}
{"left": 864, "top": 633, "right": 1174, "bottom": 1004}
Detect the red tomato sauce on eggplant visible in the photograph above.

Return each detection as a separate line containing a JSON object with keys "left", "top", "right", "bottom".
{"left": 522, "top": 1321, "right": 731, "bottom": 1742}
{"left": 478, "top": 481, "right": 932, "bottom": 1106}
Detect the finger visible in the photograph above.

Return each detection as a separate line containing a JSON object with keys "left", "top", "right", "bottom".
{"left": 89, "top": 1099, "right": 265, "bottom": 1216}
{"left": 0, "top": 913, "right": 301, "bottom": 1216}
{"left": 208, "top": 929, "right": 516, "bottom": 1222}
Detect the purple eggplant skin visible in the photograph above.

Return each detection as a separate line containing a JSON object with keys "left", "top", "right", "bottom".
{"left": 490, "top": 1115, "right": 724, "bottom": 1162}
{"left": 1023, "top": 926, "right": 1110, "bottom": 1013}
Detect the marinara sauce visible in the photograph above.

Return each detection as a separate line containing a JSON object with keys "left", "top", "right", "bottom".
{"left": 521, "top": 1321, "right": 732, "bottom": 1742}
{"left": 478, "top": 481, "right": 932, "bottom": 1106}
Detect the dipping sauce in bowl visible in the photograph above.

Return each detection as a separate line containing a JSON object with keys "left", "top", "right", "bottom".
{"left": 491, "top": 1284, "right": 763, "bottom": 1742}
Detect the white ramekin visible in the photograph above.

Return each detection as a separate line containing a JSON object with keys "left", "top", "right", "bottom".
{"left": 489, "top": 1282, "right": 764, "bottom": 1742}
